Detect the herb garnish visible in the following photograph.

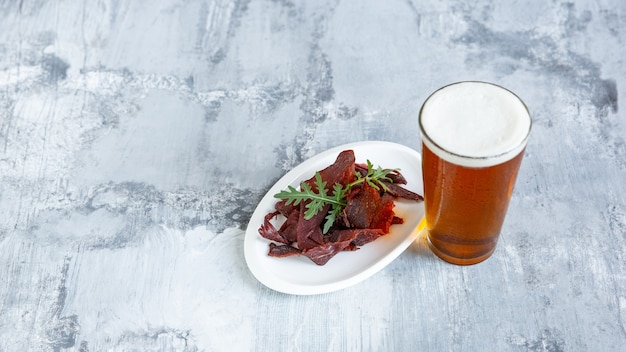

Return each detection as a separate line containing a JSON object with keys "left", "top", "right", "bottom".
{"left": 274, "top": 160, "right": 399, "bottom": 234}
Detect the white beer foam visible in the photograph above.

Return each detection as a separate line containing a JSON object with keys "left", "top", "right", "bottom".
{"left": 420, "top": 81, "right": 531, "bottom": 168}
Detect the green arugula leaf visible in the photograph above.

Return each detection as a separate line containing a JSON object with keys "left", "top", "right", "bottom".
{"left": 274, "top": 172, "right": 347, "bottom": 234}
{"left": 349, "top": 160, "right": 399, "bottom": 192}
{"left": 322, "top": 183, "right": 347, "bottom": 234}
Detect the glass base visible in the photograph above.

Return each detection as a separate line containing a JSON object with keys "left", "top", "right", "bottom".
{"left": 426, "top": 234, "right": 496, "bottom": 266}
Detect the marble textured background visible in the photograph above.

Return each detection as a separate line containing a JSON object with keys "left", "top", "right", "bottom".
{"left": 1, "top": 0, "right": 625, "bottom": 351}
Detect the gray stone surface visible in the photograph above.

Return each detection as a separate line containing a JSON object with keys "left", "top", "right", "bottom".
{"left": 1, "top": 0, "right": 625, "bottom": 351}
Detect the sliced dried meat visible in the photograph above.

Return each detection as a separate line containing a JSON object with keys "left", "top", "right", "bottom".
{"left": 302, "top": 239, "right": 354, "bottom": 265}
{"left": 329, "top": 228, "right": 385, "bottom": 246}
{"left": 275, "top": 199, "right": 298, "bottom": 217}
{"left": 258, "top": 211, "right": 289, "bottom": 244}
{"left": 305, "top": 150, "right": 356, "bottom": 192}
{"left": 268, "top": 243, "right": 301, "bottom": 258}
{"left": 392, "top": 216, "right": 404, "bottom": 225}
{"left": 383, "top": 181, "right": 424, "bottom": 201}
{"left": 353, "top": 229, "right": 385, "bottom": 246}
{"left": 328, "top": 228, "right": 362, "bottom": 243}
{"left": 277, "top": 208, "right": 300, "bottom": 244}
{"left": 369, "top": 193, "right": 396, "bottom": 233}
{"left": 342, "top": 243, "right": 359, "bottom": 251}
{"left": 343, "top": 182, "right": 381, "bottom": 229}
{"left": 296, "top": 202, "right": 328, "bottom": 250}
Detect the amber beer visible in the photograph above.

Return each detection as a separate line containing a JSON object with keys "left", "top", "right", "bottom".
{"left": 419, "top": 81, "right": 531, "bottom": 265}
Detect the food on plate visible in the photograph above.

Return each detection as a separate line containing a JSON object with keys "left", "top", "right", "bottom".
{"left": 258, "top": 149, "right": 423, "bottom": 265}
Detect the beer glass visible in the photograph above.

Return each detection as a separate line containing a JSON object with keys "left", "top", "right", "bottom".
{"left": 419, "top": 81, "right": 531, "bottom": 265}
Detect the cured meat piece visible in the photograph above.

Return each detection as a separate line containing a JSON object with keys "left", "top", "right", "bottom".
{"left": 301, "top": 228, "right": 367, "bottom": 265}
{"left": 387, "top": 170, "right": 407, "bottom": 185}
{"left": 268, "top": 243, "right": 301, "bottom": 258}
{"left": 352, "top": 229, "right": 386, "bottom": 246}
{"left": 353, "top": 163, "right": 369, "bottom": 178}
{"left": 344, "top": 182, "right": 381, "bottom": 229}
{"left": 328, "top": 228, "right": 362, "bottom": 242}
{"left": 329, "top": 228, "right": 385, "bottom": 246}
{"left": 342, "top": 243, "right": 359, "bottom": 251}
{"left": 304, "top": 150, "right": 356, "bottom": 192}
{"left": 392, "top": 216, "right": 404, "bottom": 225}
{"left": 369, "top": 193, "right": 396, "bottom": 233}
{"left": 382, "top": 181, "right": 424, "bottom": 201}
{"left": 296, "top": 202, "right": 328, "bottom": 250}
{"left": 258, "top": 211, "right": 289, "bottom": 244}
{"left": 275, "top": 199, "right": 298, "bottom": 217}
{"left": 302, "top": 239, "right": 354, "bottom": 265}
{"left": 277, "top": 208, "right": 300, "bottom": 244}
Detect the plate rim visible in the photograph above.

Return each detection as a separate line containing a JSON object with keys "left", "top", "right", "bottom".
{"left": 244, "top": 140, "right": 424, "bottom": 295}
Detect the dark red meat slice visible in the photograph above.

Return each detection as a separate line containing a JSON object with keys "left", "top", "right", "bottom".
{"left": 275, "top": 199, "right": 298, "bottom": 217}
{"left": 329, "top": 228, "right": 385, "bottom": 246}
{"left": 268, "top": 243, "right": 301, "bottom": 257}
{"left": 382, "top": 181, "right": 423, "bottom": 201}
{"left": 296, "top": 202, "right": 328, "bottom": 250}
{"left": 301, "top": 228, "right": 371, "bottom": 265}
{"left": 302, "top": 240, "right": 354, "bottom": 265}
{"left": 343, "top": 243, "right": 359, "bottom": 251}
{"left": 392, "top": 216, "right": 404, "bottom": 225}
{"left": 277, "top": 209, "right": 300, "bottom": 244}
{"left": 343, "top": 182, "right": 381, "bottom": 229}
{"left": 258, "top": 211, "right": 289, "bottom": 244}
{"left": 328, "top": 228, "right": 361, "bottom": 242}
{"left": 369, "top": 193, "right": 396, "bottom": 233}
{"left": 353, "top": 229, "right": 385, "bottom": 246}
{"left": 304, "top": 150, "right": 356, "bottom": 192}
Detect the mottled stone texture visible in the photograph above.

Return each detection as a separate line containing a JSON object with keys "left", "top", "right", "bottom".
{"left": 1, "top": 0, "right": 625, "bottom": 351}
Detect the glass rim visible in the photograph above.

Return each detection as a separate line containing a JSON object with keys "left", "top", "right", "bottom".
{"left": 418, "top": 81, "right": 532, "bottom": 166}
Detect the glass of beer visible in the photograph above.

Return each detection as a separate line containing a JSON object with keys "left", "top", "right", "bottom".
{"left": 419, "top": 81, "right": 531, "bottom": 265}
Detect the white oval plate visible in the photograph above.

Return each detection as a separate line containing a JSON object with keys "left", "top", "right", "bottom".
{"left": 244, "top": 141, "right": 425, "bottom": 295}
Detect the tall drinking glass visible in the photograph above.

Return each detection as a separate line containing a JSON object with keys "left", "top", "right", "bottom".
{"left": 419, "top": 81, "right": 532, "bottom": 265}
